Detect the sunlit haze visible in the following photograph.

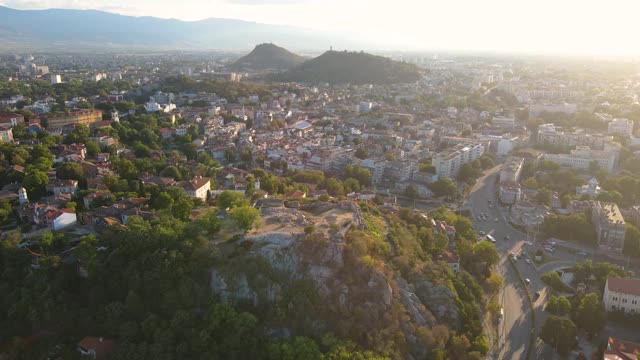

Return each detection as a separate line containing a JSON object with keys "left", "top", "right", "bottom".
{"left": 2, "top": 0, "right": 640, "bottom": 55}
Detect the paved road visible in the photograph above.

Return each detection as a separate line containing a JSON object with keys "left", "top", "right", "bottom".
{"left": 467, "top": 165, "right": 640, "bottom": 359}
{"left": 467, "top": 166, "right": 544, "bottom": 360}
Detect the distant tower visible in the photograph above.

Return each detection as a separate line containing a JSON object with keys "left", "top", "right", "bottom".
{"left": 18, "top": 187, "right": 28, "bottom": 205}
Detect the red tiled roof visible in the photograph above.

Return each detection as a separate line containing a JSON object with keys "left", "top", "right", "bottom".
{"left": 606, "top": 337, "right": 640, "bottom": 360}
{"left": 607, "top": 277, "right": 640, "bottom": 297}
{"left": 78, "top": 337, "right": 115, "bottom": 359}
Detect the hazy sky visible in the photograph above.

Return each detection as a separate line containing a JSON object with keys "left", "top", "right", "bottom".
{"left": 2, "top": 0, "right": 639, "bottom": 55}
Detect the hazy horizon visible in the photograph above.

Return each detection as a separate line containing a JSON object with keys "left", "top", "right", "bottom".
{"left": 1, "top": 0, "right": 640, "bottom": 56}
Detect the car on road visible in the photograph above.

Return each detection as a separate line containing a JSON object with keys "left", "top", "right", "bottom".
{"left": 494, "top": 218, "right": 499, "bottom": 222}
{"left": 504, "top": 234, "right": 511, "bottom": 240}
{"left": 577, "top": 251, "right": 588, "bottom": 256}
{"left": 544, "top": 247, "right": 554, "bottom": 253}
{"left": 525, "top": 259, "right": 531, "bottom": 264}
{"left": 533, "top": 291, "right": 540, "bottom": 301}
{"left": 525, "top": 278, "right": 531, "bottom": 286}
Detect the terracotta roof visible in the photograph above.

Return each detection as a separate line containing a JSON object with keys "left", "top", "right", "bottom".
{"left": 439, "top": 251, "right": 460, "bottom": 264}
{"left": 78, "top": 337, "right": 115, "bottom": 359}
{"left": 606, "top": 337, "right": 640, "bottom": 360}
{"left": 607, "top": 277, "right": 640, "bottom": 297}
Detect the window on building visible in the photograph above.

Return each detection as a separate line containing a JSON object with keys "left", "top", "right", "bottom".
{"left": 632, "top": 300, "right": 638, "bottom": 305}
{"left": 623, "top": 298, "right": 628, "bottom": 303}
{"left": 613, "top": 296, "right": 618, "bottom": 301}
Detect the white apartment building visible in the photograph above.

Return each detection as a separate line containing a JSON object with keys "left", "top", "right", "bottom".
{"left": 537, "top": 123, "right": 611, "bottom": 149}
{"left": 50, "top": 74, "right": 62, "bottom": 84}
{"left": 497, "top": 136, "right": 522, "bottom": 156}
{"left": 608, "top": 118, "right": 634, "bottom": 136}
{"left": 603, "top": 277, "right": 640, "bottom": 314}
{"left": 529, "top": 103, "right": 577, "bottom": 117}
{"left": 542, "top": 145, "right": 618, "bottom": 173}
{"left": 491, "top": 116, "right": 515, "bottom": 129}
{"left": 433, "top": 143, "right": 485, "bottom": 179}
{"left": 499, "top": 182, "right": 522, "bottom": 204}
{"left": 592, "top": 201, "right": 626, "bottom": 253}
{"left": 500, "top": 157, "right": 524, "bottom": 183}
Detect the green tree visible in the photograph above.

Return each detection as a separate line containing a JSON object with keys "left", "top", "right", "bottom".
{"left": 624, "top": 223, "right": 640, "bottom": 257}
{"left": 405, "top": 184, "right": 418, "bottom": 198}
{"left": 354, "top": 147, "right": 368, "bottom": 160}
{"left": 23, "top": 168, "right": 49, "bottom": 200}
{"left": 0, "top": 199, "right": 12, "bottom": 223}
{"left": 545, "top": 295, "right": 559, "bottom": 314}
{"left": 539, "top": 316, "right": 577, "bottom": 356}
{"left": 325, "top": 178, "right": 345, "bottom": 197}
{"left": 86, "top": 140, "right": 101, "bottom": 156}
{"left": 229, "top": 206, "right": 260, "bottom": 231}
{"left": 64, "top": 124, "right": 90, "bottom": 144}
{"left": 218, "top": 190, "right": 248, "bottom": 209}
{"left": 427, "top": 179, "right": 457, "bottom": 198}
{"left": 56, "top": 162, "right": 85, "bottom": 181}
{"left": 575, "top": 293, "right": 605, "bottom": 336}
{"left": 557, "top": 296, "right": 572, "bottom": 315}
{"left": 172, "top": 198, "right": 194, "bottom": 222}
{"left": 536, "top": 188, "right": 552, "bottom": 206}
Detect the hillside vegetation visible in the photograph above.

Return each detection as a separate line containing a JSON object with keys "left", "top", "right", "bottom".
{"left": 230, "top": 43, "right": 305, "bottom": 71}
{"left": 278, "top": 50, "right": 421, "bottom": 85}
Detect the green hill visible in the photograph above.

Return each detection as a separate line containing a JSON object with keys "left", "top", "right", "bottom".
{"left": 280, "top": 50, "right": 421, "bottom": 85}
{"left": 230, "top": 43, "right": 305, "bottom": 71}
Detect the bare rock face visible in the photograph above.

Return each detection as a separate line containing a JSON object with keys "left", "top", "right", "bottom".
{"left": 411, "top": 277, "right": 460, "bottom": 326}
{"left": 209, "top": 203, "right": 460, "bottom": 358}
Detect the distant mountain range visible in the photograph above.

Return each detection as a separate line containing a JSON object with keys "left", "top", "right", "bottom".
{"left": 278, "top": 50, "right": 421, "bottom": 85}
{"left": 229, "top": 43, "right": 305, "bottom": 71}
{"left": 0, "top": 6, "right": 363, "bottom": 51}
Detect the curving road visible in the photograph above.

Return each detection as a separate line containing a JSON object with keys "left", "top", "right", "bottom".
{"left": 466, "top": 166, "right": 547, "bottom": 359}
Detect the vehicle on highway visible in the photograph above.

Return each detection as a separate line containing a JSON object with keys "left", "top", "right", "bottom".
{"left": 525, "top": 259, "right": 531, "bottom": 264}
{"left": 499, "top": 307, "right": 504, "bottom": 319}
{"left": 525, "top": 278, "right": 531, "bottom": 286}
{"left": 504, "top": 234, "right": 510, "bottom": 240}
{"left": 486, "top": 234, "right": 496, "bottom": 243}
{"left": 577, "top": 251, "right": 588, "bottom": 256}
{"left": 533, "top": 291, "right": 540, "bottom": 301}
{"left": 494, "top": 218, "right": 499, "bottom": 222}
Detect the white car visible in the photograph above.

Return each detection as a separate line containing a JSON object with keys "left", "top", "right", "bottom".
{"left": 525, "top": 259, "right": 531, "bottom": 264}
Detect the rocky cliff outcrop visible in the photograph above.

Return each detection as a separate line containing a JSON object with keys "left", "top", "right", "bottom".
{"left": 210, "top": 202, "right": 460, "bottom": 358}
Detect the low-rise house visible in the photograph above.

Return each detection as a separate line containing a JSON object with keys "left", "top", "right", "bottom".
{"left": 178, "top": 176, "right": 211, "bottom": 200}
{"left": 33, "top": 206, "right": 77, "bottom": 230}
{"left": 53, "top": 180, "right": 78, "bottom": 196}
{"left": 0, "top": 125, "right": 14, "bottom": 143}
{"left": 439, "top": 251, "right": 460, "bottom": 274}
{"left": 603, "top": 277, "right": 640, "bottom": 314}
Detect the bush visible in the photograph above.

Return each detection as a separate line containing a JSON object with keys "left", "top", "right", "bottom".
{"left": 541, "top": 271, "right": 574, "bottom": 293}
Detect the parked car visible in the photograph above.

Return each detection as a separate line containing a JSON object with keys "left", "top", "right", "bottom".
{"left": 525, "top": 278, "right": 531, "bottom": 286}
{"left": 577, "top": 251, "right": 588, "bottom": 256}
{"left": 525, "top": 259, "right": 531, "bottom": 264}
